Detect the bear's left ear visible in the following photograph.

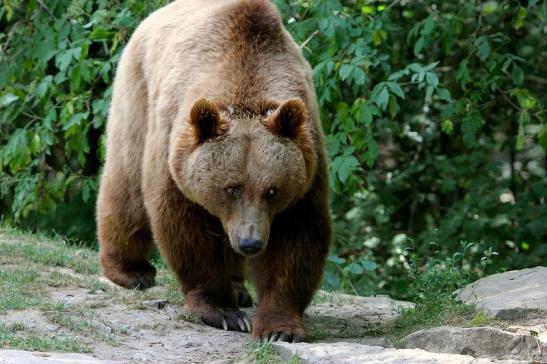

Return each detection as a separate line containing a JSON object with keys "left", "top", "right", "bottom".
{"left": 189, "top": 98, "right": 223, "bottom": 143}
{"left": 266, "top": 98, "right": 308, "bottom": 139}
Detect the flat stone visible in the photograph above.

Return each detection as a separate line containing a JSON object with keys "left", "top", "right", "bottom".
{"left": 403, "top": 325, "right": 547, "bottom": 362}
{"left": 274, "top": 342, "right": 524, "bottom": 364}
{"left": 0, "top": 350, "right": 116, "bottom": 364}
{"left": 143, "top": 299, "right": 167, "bottom": 309}
{"left": 456, "top": 266, "right": 547, "bottom": 320}
{"left": 304, "top": 291, "right": 414, "bottom": 339}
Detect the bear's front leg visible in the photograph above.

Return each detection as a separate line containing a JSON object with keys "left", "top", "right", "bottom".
{"left": 143, "top": 174, "right": 251, "bottom": 332}
{"left": 248, "top": 192, "right": 332, "bottom": 342}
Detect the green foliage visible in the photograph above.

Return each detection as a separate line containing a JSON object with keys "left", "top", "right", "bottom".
{"left": 0, "top": 0, "right": 168, "bottom": 239}
{"left": 1, "top": 0, "right": 546, "bottom": 299}
{"left": 275, "top": 0, "right": 547, "bottom": 298}
{"left": 388, "top": 242, "right": 484, "bottom": 340}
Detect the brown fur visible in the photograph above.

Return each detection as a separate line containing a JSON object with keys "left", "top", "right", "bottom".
{"left": 97, "top": 0, "right": 331, "bottom": 342}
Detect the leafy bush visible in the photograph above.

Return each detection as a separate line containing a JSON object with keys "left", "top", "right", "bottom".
{"left": 0, "top": 0, "right": 168, "bottom": 239}
{"left": 276, "top": 0, "right": 547, "bottom": 297}
{"left": 1, "top": 0, "right": 546, "bottom": 298}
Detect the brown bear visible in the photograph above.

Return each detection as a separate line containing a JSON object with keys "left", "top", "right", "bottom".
{"left": 96, "top": 0, "right": 331, "bottom": 342}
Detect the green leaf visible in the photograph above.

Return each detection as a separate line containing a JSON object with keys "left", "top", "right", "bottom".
{"left": 414, "top": 36, "right": 425, "bottom": 56}
{"left": 347, "top": 262, "right": 363, "bottom": 275}
{"left": 423, "top": 62, "right": 440, "bottom": 71}
{"left": 436, "top": 87, "right": 451, "bottom": 101}
{"left": 339, "top": 64, "right": 354, "bottom": 81}
{"left": 333, "top": 155, "right": 360, "bottom": 183}
{"left": 482, "top": 1, "right": 499, "bottom": 15}
{"left": 441, "top": 120, "right": 454, "bottom": 134}
{"left": 371, "top": 85, "right": 390, "bottom": 110}
{"left": 366, "top": 138, "right": 379, "bottom": 167}
{"left": 514, "top": 7, "right": 527, "bottom": 29}
{"left": 425, "top": 72, "right": 439, "bottom": 88}
{"left": 511, "top": 64, "right": 524, "bottom": 85}
{"left": 388, "top": 68, "right": 409, "bottom": 81}
{"left": 511, "top": 88, "right": 536, "bottom": 109}
{"left": 30, "top": 134, "right": 41, "bottom": 154}
{"left": 387, "top": 82, "right": 405, "bottom": 99}
{"left": 0, "top": 93, "right": 19, "bottom": 108}
{"left": 388, "top": 97, "right": 399, "bottom": 118}
{"left": 89, "top": 28, "right": 111, "bottom": 40}
{"left": 462, "top": 113, "right": 482, "bottom": 147}
{"left": 408, "top": 63, "right": 422, "bottom": 73}
{"left": 353, "top": 67, "right": 366, "bottom": 86}
{"left": 360, "top": 103, "right": 381, "bottom": 124}
{"left": 456, "top": 59, "right": 471, "bottom": 88}
{"left": 361, "top": 5, "right": 376, "bottom": 14}
{"left": 35, "top": 76, "right": 52, "bottom": 99}
{"left": 476, "top": 36, "right": 491, "bottom": 61}
{"left": 361, "top": 260, "right": 377, "bottom": 271}
{"left": 56, "top": 49, "right": 74, "bottom": 72}
{"left": 328, "top": 255, "right": 345, "bottom": 264}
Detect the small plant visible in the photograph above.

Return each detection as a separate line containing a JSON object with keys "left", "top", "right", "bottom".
{"left": 387, "top": 241, "right": 499, "bottom": 341}
{"left": 465, "top": 311, "right": 494, "bottom": 327}
{"left": 247, "top": 341, "right": 301, "bottom": 364}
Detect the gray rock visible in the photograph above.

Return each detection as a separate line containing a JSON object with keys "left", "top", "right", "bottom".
{"left": 0, "top": 350, "right": 116, "bottom": 363}
{"left": 143, "top": 299, "right": 167, "bottom": 309}
{"left": 403, "top": 325, "right": 547, "bottom": 362}
{"left": 456, "top": 266, "right": 547, "bottom": 320}
{"left": 92, "top": 321, "right": 113, "bottom": 336}
{"left": 304, "top": 291, "right": 414, "bottom": 339}
{"left": 273, "top": 342, "right": 524, "bottom": 364}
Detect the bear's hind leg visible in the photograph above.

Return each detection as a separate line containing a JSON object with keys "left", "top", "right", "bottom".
{"left": 97, "top": 174, "right": 156, "bottom": 289}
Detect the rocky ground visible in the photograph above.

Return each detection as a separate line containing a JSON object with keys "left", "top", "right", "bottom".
{"left": 0, "top": 228, "right": 545, "bottom": 363}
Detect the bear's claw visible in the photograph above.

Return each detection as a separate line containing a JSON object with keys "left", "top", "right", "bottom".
{"left": 201, "top": 307, "right": 251, "bottom": 333}
{"left": 260, "top": 330, "right": 304, "bottom": 343}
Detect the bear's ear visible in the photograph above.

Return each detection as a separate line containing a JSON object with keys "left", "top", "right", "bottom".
{"left": 266, "top": 98, "right": 308, "bottom": 139}
{"left": 189, "top": 98, "right": 223, "bottom": 143}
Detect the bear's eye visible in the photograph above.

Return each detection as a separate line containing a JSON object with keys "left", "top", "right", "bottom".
{"left": 224, "top": 186, "right": 241, "bottom": 200}
{"left": 265, "top": 187, "right": 278, "bottom": 200}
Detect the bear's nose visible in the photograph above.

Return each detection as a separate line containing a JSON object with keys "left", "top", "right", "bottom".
{"left": 239, "top": 238, "right": 263, "bottom": 255}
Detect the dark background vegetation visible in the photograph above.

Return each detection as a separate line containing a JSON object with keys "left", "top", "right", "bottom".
{"left": 1, "top": 0, "right": 546, "bottom": 300}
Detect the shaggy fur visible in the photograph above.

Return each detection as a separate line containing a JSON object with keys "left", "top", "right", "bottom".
{"left": 97, "top": 0, "right": 332, "bottom": 342}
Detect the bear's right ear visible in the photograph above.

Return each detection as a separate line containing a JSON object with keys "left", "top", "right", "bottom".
{"left": 188, "top": 98, "right": 223, "bottom": 143}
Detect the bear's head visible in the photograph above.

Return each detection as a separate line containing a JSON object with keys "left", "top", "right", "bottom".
{"left": 169, "top": 98, "right": 318, "bottom": 256}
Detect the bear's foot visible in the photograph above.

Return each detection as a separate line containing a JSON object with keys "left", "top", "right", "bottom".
{"left": 252, "top": 314, "right": 305, "bottom": 343}
{"left": 102, "top": 257, "right": 156, "bottom": 290}
{"left": 201, "top": 307, "right": 252, "bottom": 332}
{"left": 233, "top": 282, "right": 253, "bottom": 307}
{"left": 256, "top": 327, "right": 305, "bottom": 343}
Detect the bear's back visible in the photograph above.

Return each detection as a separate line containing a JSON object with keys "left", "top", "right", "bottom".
{"left": 128, "top": 0, "right": 311, "bottom": 104}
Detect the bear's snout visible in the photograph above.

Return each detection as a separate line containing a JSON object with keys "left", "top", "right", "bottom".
{"left": 238, "top": 237, "right": 263, "bottom": 256}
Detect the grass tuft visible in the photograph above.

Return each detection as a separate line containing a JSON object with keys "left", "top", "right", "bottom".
{"left": 0, "top": 323, "right": 91, "bottom": 352}
{"left": 247, "top": 341, "right": 301, "bottom": 364}
{"left": 0, "top": 267, "right": 44, "bottom": 312}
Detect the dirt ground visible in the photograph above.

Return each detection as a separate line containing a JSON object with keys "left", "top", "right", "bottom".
{"left": 0, "top": 228, "right": 412, "bottom": 364}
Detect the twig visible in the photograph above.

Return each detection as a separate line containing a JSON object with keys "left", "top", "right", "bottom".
{"left": 500, "top": 91, "right": 522, "bottom": 112}
{"left": 37, "top": 0, "right": 54, "bottom": 17}
{"left": 299, "top": 30, "right": 319, "bottom": 50}
{"left": 472, "top": 0, "right": 483, "bottom": 39}
{"left": 526, "top": 75, "right": 547, "bottom": 86}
